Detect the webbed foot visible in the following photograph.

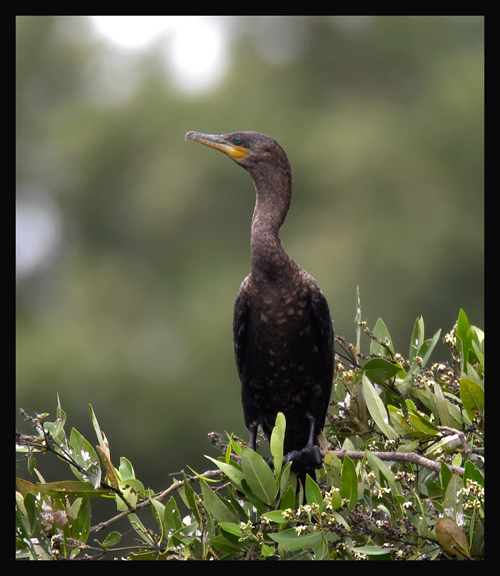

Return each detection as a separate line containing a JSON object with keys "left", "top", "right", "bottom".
{"left": 285, "top": 445, "right": 322, "bottom": 473}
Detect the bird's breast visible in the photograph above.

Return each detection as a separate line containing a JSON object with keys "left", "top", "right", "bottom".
{"left": 248, "top": 280, "right": 311, "bottom": 338}
{"left": 243, "top": 282, "right": 324, "bottom": 389}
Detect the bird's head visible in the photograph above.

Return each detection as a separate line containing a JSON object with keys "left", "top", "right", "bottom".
{"left": 185, "top": 131, "right": 288, "bottom": 173}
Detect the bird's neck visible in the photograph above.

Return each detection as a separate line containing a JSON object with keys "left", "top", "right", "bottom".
{"left": 249, "top": 167, "right": 294, "bottom": 283}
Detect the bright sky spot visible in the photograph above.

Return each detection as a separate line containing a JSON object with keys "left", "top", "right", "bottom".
{"left": 168, "top": 17, "right": 228, "bottom": 93}
{"left": 89, "top": 16, "right": 228, "bottom": 94}
{"left": 90, "top": 16, "right": 172, "bottom": 49}
{"left": 16, "top": 193, "right": 63, "bottom": 282}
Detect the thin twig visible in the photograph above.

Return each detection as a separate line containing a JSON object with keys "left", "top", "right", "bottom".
{"left": 90, "top": 469, "right": 222, "bottom": 533}
{"left": 360, "top": 323, "right": 395, "bottom": 358}
{"left": 437, "top": 425, "right": 478, "bottom": 463}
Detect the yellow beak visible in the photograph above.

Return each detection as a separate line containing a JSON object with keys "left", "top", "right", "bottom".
{"left": 185, "top": 131, "right": 249, "bottom": 161}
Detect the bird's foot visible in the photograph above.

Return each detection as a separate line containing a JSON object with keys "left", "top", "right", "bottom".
{"left": 285, "top": 445, "right": 322, "bottom": 473}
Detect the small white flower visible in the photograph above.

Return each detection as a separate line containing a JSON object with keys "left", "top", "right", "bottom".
{"left": 444, "top": 507, "right": 454, "bottom": 519}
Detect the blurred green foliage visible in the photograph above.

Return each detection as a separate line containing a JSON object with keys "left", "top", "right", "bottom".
{"left": 16, "top": 16, "right": 483, "bottom": 494}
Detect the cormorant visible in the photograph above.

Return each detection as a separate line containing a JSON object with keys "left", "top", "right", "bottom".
{"left": 185, "top": 131, "right": 334, "bottom": 479}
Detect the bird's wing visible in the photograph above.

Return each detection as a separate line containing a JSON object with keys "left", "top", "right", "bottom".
{"left": 310, "top": 287, "right": 335, "bottom": 426}
{"left": 233, "top": 279, "right": 250, "bottom": 381}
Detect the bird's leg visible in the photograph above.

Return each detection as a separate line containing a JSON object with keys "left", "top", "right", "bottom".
{"left": 248, "top": 424, "right": 258, "bottom": 451}
{"left": 246, "top": 424, "right": 274, "bottom": 468}
{"left": 306, "top": 415, "right": 316, "bottom": 447}
{"left": 238, "top": 424, "right": 258, "bottom": 468}
{"left": 284, "top": 416, "right": 323, "bottom": 473}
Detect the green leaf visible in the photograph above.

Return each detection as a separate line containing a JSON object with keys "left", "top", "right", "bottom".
{"left": 463, "top": 461, "right": 484, "bottom": 487}
{"left": 419, "top": 330, "right": 442, "bottom": 366}
{"left": 440, "top": 462, "right": 453, "bottom": 494}
{"left": 24, "top": 491, "right": 42, "bottom": 536}
{"left": 71, "top": 495, "right": 91, "bottom": 544}
{"left": 261, "top": 543, "right": 278, "bottom": 558}
{"left": 457, "top": 309, "right": 471, "bottom": 342}
{"left": 205, "top": 456, "right": 245, "bottom": 490}
{"left": 305, "top": 474, "right": 323, "bottom": 511}
{"left": 240, "top": 479, "right": 268, "bottom": 513}
{"left": 409, "top": 317, "right": 425, "bottom": 362}
{"left": 181, "top": 471, "right": 202, "bottom": 525}
{"left": 218, "top": 521, "right": 245, "bottom": 538}
{"left": 433, "top": 381, "right": 452, "bottom": 427}
{"left": 118, "top": 457, "right": 136, "bottom": 481}
{"left": 451, "top": 452, "right": 462, "bottom": 468}
{"left": 362, "top": 375, "right": 398, "bottom": 440}
{"left": 128, "top": 513, "right": 156, "bottom": 547}
{"left": 396, "top": 439, "right": 420, "bottom": 452}
{"left": 37, "top": 480, "right": 113, "bottom": 498}
{"left": 460, "top": 377, "right": 484, "bottom": 421}
{"left": 278, "top": 461, "right": 293, "bottom": 500}
{"left": 200, "top": 481, "right": 237, "bottom": 523}
{"left": 350, "top": 545, "right": 396, "bottom": 556}
{"left": 465, "top": 361, "right": 483, "bottom": 390}
{"left": 89, "top": 404, "right": 105, "bottom": 448}
{"left": 102, "top": 531, "right": 122, "bottom": 548}
{"left": 362, "top": 358, "right": 403, "bottom": 384}
{"left": 442, "top": 474, "right": 464, "bottom": 526}
{"left": 370, "top": 318, "right": 394, "bottom": 356}
{"left": 150, "top": 497, "right": 166, "bottom": 531}
{"left": 27, "top": 451, "right": 37, "bottom": 474}
{"left": 407, "top": 318, "right": 441, "bottom": 370}
{"left": 69, "top": 428, "right": 101, "bottom": 488}
{"left": 228, "top": 433, "right": 243, "bottom": 459}
{"left": 16, "top": 477, "right": 42, "bottom": 499}
{"left": 329, "top": 488, "right": 342, "bottom": 511}
{"left": 280, "top": 484, "right": 296, "bottom": 511}
{"left": 409, "top": 409, "right": 441, "bottom": 438}
{"left": 52, "top": 394, "right": 67, "bottom": 442}
{"left": 268, "top": 527, "right": 323, "bottom": 551}
{"left": 470, "top": 516, "right": 484, "bottom": 557}
{"left": 270, "top": 412, "right": 286, "bottom": 476}
{"left": 424, "top": 435, "right": 460, "bottom": 458}
{"left": 262, "top": 510, "right": 290, "bottom": 524}
{"left": 387, "top": 405, "right": 411, "bottom": 435}
{"left": 240, "top": 447, "right": 278, "bottom": 505}
{"left": 471, "top": 325, "right": 484, "bottom": 370}
{"left": 210, "top": 534, "right": 242, "bottom": 555}
{"left": 365, "top": 451, "right": 399, "bottom": 496}
{"left": 323, "top": 451, "right": 342, "bottom": 488}
{"left": 163, "top": 496, "right": 183, "bottom": 536}
{"left": 456, "top": 309, "right": 478, "bottom": 371}
{"left": 340, "top": 455, "right": 358, "bottom": 508}
{"left": 331, "top": 510, "right": 350, "bottom": 532}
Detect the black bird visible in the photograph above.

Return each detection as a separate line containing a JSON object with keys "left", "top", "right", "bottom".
{"left": 185, "top": 131, "right": 334, "bottom": 479}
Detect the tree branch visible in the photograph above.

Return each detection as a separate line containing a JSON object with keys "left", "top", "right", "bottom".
{"left": 325, "top": 449, "right": 465, "bottom": 476}
{"left": 208, "top": 431, "right": 467, "bottom": 477}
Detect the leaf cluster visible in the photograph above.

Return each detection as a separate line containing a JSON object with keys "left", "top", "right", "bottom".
{"left": 16, "top": 305, "right": 484, "bottom": 560}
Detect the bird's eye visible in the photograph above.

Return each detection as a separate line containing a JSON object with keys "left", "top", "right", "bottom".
{"left": 234, "top": 136, "right": 243, "bottom": 145}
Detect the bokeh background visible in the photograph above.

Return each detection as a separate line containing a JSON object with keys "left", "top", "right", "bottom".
{"left": 16, "top": 16, "right": 483, "bottom": 494}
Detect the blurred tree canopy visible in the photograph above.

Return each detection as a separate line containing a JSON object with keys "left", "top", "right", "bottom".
{"left": 16, "top": 16, "right": 483, "bottom": 492}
